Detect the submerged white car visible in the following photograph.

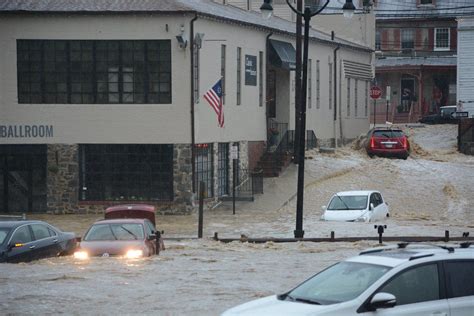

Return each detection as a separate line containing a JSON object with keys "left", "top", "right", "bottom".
{"left": 320, "top": 191, "right": 389, "bottom": 222}
{"left": 222, "top": 244, "right": 474, "bottom": 316}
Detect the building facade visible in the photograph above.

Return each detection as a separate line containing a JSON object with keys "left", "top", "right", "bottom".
{"left": 0, "top": 0, "right": 372, "bottom": 214}
{"left": 373, "top": 0, "right": 474, "bottom": 124}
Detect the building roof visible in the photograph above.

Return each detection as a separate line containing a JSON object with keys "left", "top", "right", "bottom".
{"left": 376, "top": 56, "right": 457, "bottom": 68}
{"left": 374, "top": 0, "right": 474, "bottom": 20}
{"left": 0, "top": 0, "right": 371, "bottom": 51}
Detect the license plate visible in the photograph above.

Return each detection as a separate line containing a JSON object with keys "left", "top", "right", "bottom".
{"left": 385, "top": 144, "right": 393, "bottom": 148}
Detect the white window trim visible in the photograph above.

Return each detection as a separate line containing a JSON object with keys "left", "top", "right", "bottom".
{"left": 434, "top": 28, "right": 450, "bottom": 51}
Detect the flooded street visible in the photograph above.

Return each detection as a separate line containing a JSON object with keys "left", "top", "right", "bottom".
{"left": 2, "top": 124, "right": 474, "bottom": 315}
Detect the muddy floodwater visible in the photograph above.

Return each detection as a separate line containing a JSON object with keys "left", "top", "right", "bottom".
{"left": 2, "top": 125, "right": 474, "bottom": 315}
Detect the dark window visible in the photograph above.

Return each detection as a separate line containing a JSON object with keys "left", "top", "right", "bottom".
{"left": 378, "top": 264, "right": 440, "bottom": 305}
{"left": 375, "top": 30, "right": 381, "bottom": 50}
{"left": 259, "top": 51, "right": 263, "bottom": 107}
{"left": 79, "top": 144, "right": 173, "bottom": 201}
{"left": 221, "top": 45, "right": 226, "bottom": 104}
{"left": 237, "top": 47, "right": 242, "bottom": 105}
{"left": 217, "top": 143, "right": 229, "bottom": 196}
{"left": 195, "top": 144, "right": 214, "bottom": 198}
{"left": 373, "top": 130, "right": 404, "bottom": 138}
{"left": 401, "top": 29, "right": 414, "bottom": 49}
{"left": 11, "top": 225, "right": 33, "bottom": 244}
{"left": 17, "top": 40, "right": 171, "bottom": 104}
{"left": 445, "top": 261, "right": 474, "bottom": 298}
{"left": 308, "top": 59, "right": 312, "bottom": 109}
{"left": 420, "top": 0, "right": 433, "bottom": 4}
{"left": 31, "top": 224, "right": 51, "bottom": 240}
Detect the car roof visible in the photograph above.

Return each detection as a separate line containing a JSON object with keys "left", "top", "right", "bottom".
{"left": 440, "top": 105, "right": 457, "bottom": 109}
{"left": 348, "top": 244, "right": 474, "bottom": 268}
{"left": 0, "top": 220, "right": 45, "bottom": 229}
{"left": 92, "top": 218, "right": 147, "bottom": 225}
{"left": 333, "top": 190, "right": 378, "bottom": 196}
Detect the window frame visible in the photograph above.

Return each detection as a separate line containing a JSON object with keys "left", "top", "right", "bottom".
{"left": 443, "top": 260, "right": 474, "bottom": 299}
{"left": 8, "top": 225, "right": 34, "bottom": 245}
{"left": 401, "top": 29, "right": 415, "bottom": 50}
{"left": 17, "top": 40, "right": 172, "bottom": 104}
{"left": 434, "top": 28, "right": 450, "bottom": 51}
{"left": 237, "top": 47, "right": 242, "bottom": 105}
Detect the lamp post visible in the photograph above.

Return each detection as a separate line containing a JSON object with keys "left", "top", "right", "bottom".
{"left": 261, "top": 0, "right": 355, "bottom": 238}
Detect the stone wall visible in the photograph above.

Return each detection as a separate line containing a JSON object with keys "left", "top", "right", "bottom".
{"left": 170, "top": 144, "right": 194, "bottom": 215}
{"left": 46, "top": 144, "right": 79, "bottom": 214}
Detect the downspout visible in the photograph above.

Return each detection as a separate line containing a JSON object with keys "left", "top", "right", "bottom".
{"left": 190, "top": 14, "right": 198, "bottom": 193}
{"left": 332, "top": 31, "right": 340, "bottom": 148}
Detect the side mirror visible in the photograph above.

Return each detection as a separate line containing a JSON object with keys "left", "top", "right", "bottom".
{"left": 369, "top": 203, "right": 374, "bottom": 211}
{"left": 147, "top": 234, "right": 157, "bottom": 241}
{"left": 8, "top": 243, "right": 24, "bottom": 251}
{"left": 369, "top": 292, "right": 396, "bottom": 310}
{"left": 321, "top": 205, "right": 326, "bottom": 211}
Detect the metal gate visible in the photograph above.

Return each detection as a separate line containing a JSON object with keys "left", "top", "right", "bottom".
{"left": 217, "top": 143, "right": 229, "bottom": 197}
{"left": 0, "top": 145, "right": 47, "bottom": 213}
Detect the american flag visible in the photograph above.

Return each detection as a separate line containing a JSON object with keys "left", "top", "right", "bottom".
{"left": 203, "top": 79, "right": 224, "bottom": 128}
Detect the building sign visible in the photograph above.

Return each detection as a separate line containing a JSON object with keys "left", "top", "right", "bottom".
{"left": 0, "top": 125, "right": 54, "bottom": 138}
{"left": 245, "top": 55, "right": 257, "bottom": 86}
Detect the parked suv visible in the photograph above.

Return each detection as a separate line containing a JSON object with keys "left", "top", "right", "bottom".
{"left": 365, "top": 127, "right": 410, "bottom": 159}
{"left": 223, "top": 243, "right": 474, "bottom": 316}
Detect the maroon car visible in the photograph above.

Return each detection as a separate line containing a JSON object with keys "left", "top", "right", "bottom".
{"left": 74, "top": 204, "right": 164, "bottom": 259}
{"left": 366, "top": 127, "right": 410, "bottom": 160}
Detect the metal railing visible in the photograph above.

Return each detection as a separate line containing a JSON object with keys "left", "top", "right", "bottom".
{"left": 221, "top": 168, "right": 263, "bottom": 202}
{"left": 267, "top": 119, "right": 288, "bottom": 153}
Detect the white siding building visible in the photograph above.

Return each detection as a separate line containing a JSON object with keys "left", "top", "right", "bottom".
{"left": 457, "top": 17, "right": 474, "bottom": 117}
{"left": 0, "top": 0, "right": 373, "bottom": 214}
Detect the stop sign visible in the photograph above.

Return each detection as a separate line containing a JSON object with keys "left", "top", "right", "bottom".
{"left": 370, "top": 86, "right": 382, "bottom": 99}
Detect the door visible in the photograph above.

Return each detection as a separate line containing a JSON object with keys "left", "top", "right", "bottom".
{"left": 444, "top": 260, "right": 474, "bottom": 316}
{"left": 7, "top": 225, "right": 34, "bottom": 263}
{"left": 0, "top": 145, "right": 47, "bottom": 213}
{"left": 217, "top": 143, "right": 229, "bottom": 197}
{"left": 366, "top": 263, "right": 449, "bottom": 316}
{"left": 30, "top": 223, "right": 61, "bottom": 259}
{"left": 400, "top": 77, "right": 415, "bottom": 113}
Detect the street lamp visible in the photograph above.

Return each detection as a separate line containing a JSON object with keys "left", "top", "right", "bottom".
{"left": 261, "top": 0, "right": 355, "bottom": 238}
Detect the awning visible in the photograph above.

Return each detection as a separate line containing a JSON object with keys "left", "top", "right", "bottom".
{"left": 268, "top": 39, "right": 296, "bottom": 70}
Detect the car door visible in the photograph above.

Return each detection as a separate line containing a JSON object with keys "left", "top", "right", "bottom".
{"left": 364, "top": 263, "right": 450, "bottom": 316}
{"left": 444, "top": 260, "right": 474, "bottom": 316}
{"left": 374, "top": 193, "right": 388, "bottom": 220}
{"left": 144, "top": 220, "right": 157, "bottom": 255}
{"left": 7, "top": 225, "right": 34, "bottom": 263}
{"left": 369, "top": 193, "right": 381, "bottom": 221}
{"left": 30, "top": 223, "right": 61, "bottom": 259}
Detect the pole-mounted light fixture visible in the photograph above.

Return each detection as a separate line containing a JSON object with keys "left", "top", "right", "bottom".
{"left": 343, "top": 0, "right": 356, "bottom": 18}
{"left": 260, "top": 0, "right": 273, "bottom": 19}
{"left": 260, "top": 0, "right": 354, "bottom": 239}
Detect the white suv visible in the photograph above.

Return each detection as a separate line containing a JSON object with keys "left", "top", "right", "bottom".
{"left": 223, "top": 243, "right": 474, "bottom": 316}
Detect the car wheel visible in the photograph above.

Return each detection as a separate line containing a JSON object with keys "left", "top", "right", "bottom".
{"left": 386, "top": 213, "right": 390, "bottom": 218}
{"left": 368, "top": 153, "right": 374, "bottom": 158}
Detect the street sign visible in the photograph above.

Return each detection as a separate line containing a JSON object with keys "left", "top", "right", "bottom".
{"left": 453, "top": 111, "right": 469, "bottom": 118}
{"left": 370, "top": 86, "right": 382, "bottom": 100}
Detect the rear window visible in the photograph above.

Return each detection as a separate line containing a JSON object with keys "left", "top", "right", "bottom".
{"left": 373, "top": 130, "right": 404, "bottom": 138}
{"left": 445, "top": 261, "right": 474, "bottom": 298}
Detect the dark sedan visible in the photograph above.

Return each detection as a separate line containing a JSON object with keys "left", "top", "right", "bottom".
{"left": 0, "top": 220, "right": 77, "bottom": 263}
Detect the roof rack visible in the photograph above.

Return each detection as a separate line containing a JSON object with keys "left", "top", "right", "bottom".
{"left": 359, "top": 242, "right": 455, "bottom": 256}
{"left": 0, "top": 214, "right": 27, "bottom": 221}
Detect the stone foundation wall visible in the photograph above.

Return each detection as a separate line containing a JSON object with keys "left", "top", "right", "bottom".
{"left": 46, "top": 144, "right": 79, "bottom": 214}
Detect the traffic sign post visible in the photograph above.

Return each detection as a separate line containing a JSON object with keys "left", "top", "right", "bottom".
{"left": 370, "top": 86, "right": 382, "bottom": 126}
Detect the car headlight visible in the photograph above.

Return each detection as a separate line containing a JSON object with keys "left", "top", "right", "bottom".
{"left": 125, "top": 249, "right": 143, "bottom": 259}
{"left": 74, "top": 250, "right": 89, "bottom": 260}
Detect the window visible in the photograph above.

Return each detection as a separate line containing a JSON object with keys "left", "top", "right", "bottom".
{"left": 193, "top": 42, "right": 200, "bottom": 103}
{"left": 354, "top": 79, "right": 358, "bottom": 117}
{"left": 259, "top": 51, "right": 263, "bottom": 107}
{"left": 435, "top": 28, "right": 450, "bottom": 51}
{"left": 11, "top": 226, "right": 32, "bottom": 244}
{"left": 308, "top": 59, "right": 312, "bottom": 108}
{"left": 445, "top": 261, "right": 474, "bottom": 298}
{"left": 17, "top": 40, "right": 171, "bottom": 104}
{"left": 329, "top": 62, "right": 333, "bottom": 110}
{"left": 237, "top": 47, "right": 242, "bottom": 105}
{"left": 79, "top": 144, "right": 173, "bottom": 201}
{"left": 420, "top": 0, "right": 433, "bottom": 4}
{"left": 347, "top": 78, "right": 351, "bottom": 117}
{"left": 221, "top": 45, "right": 226, "bottom": 104}
{"left": 195, "top": 144, "right": 214, "bottom": 198}
{"left": 401, "top": 29, "right": 414, "bottom": 49}
{"left": 316, "top": 60, "right": 321, "bottom": 109}
{"left": 375, "top": 30, "right": 381, "bottom": 50}
{"left": 378, "top": 264, "right": 440, "bottom": 305}
{"left": 31, "top": 224, "right": 51, "bottom": 240}
{"left": 365, "top": 81, "right": 369, "bottom": 117}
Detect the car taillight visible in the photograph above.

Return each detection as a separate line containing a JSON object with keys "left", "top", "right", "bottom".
{"left": 370, "top": 137, "right": 375, "bottom": 149}
{"left": 402, "top": 137, "right": 408, "bottom": 149}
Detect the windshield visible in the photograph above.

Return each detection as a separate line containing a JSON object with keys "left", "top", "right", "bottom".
{"left": 0, "top": 228, "right": 11, "bottom": 245}
{"left": 288, "top": 261, "right": 390, "bottom": 305}
{"left": 373, "top": 130, "right": 404, "bottom": 138}
{"left": 327, "top": 195, "right": 368, "bottom": 210}
{"left": 84, "top": 223, "right": 144, "bottom": 241}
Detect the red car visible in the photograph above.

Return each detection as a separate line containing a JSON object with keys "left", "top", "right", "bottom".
{"left": 365, "top": 127, "right": 410, "bottom": 160}
{"left": 74, "top": 204, "right": 164, "bottom": 259}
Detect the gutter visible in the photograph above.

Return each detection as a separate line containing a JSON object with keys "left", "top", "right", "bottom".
{"left": 190, "top": 14, "right": 198, "bottom": 193}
